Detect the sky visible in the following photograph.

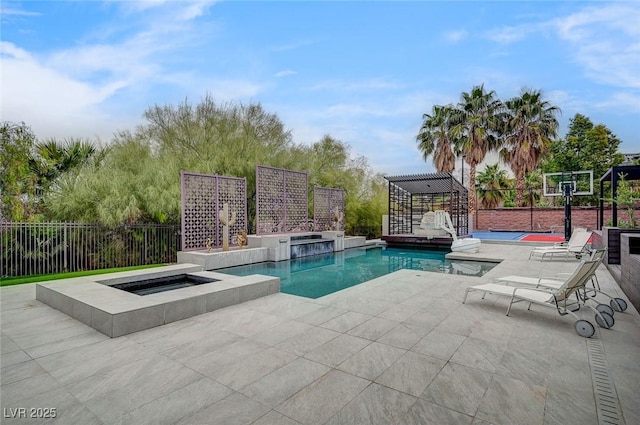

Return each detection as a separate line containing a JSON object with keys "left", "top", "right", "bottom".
{"left": 1, "top": 1, "right": 639, "bottom": 178}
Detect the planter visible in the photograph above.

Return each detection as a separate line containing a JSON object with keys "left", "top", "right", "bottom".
{"left": 597, "top": 227, "right": 640, "bottom": 265}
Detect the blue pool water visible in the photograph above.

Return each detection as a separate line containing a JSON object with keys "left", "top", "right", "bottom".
{"left": 216, "top": 247, "right": 497, "bottom": 299}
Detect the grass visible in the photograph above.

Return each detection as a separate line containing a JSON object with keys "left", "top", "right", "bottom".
{"left": 0, "top": 264, "right": 167, "bottom": 287}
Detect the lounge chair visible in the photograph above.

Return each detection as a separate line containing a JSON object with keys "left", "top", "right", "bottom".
{"left": 462, "top": 259, "right": 607, "bottom": 338}
{"left": 528, "top": 230, "right": 592, "bottom": 261}
{"left": 500, "top": 249, "right": 627, "bottom": 316}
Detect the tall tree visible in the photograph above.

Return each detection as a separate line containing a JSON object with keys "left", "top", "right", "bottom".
{"left": 0, "top": 122, "right": 37, "bottom": 220}
{"left": 416, "top": 105, "right": 457, "bottom": 172}
{"left": 451, "top": 84, "right": 503, "bottom": 214}
{"left": 543, "top": 114, "right": 624, "bottom": 205}
{"left": 476, "top": 163, "right": 512, "bottom": 209}
{"left": 500, "top": 89, "right": 560, "bottom": 206}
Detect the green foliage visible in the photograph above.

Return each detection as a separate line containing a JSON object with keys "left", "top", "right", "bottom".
{"left": 476, "top": 164, "right": 512, "bottom": 209}
{"left": 605, "top": 173, "right": 640, "bottom": 228}
{"left": 43, "top": 97, "right": 388, "bottom": 236}
{"left": 543, "top": 113, "right": 624, "bottom": 205}
{"left": 500, "top": 89, "right": 560, "bottom": 207}
{"left": 0, "top": 121, "right": 37, "bottom": 220}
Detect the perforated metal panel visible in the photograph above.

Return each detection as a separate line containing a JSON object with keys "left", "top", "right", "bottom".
{"left": 314, "top": 186, "right": 345, "bottom": 231}
{"left": 181, "top": 172, "right": 247, "bottom": 251}
{"left": 256, "top": 165, "right": 308, "bottom": 234}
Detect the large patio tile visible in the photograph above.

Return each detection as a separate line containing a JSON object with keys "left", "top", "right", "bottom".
{"left": 421, "top": 362, "right": 493, "bottom": 417}
{"left": 23, "top": 330, "right": 109, "bottom": 359}
{"left": 177, "top": 392, "right": 270, "bottom": 425}
{"left": 65, "top": 353, "right": 179, "bottom": 402}
{"left": 185, "top": 339, "right": 269, "bottom": 377}
{"left": 324, "top": 296, "right": 394, "bottom": 316}
{"left": 375, "top": 351, "right": 446, "bottom": 397}
{"left": 1, "top": 359, "right": 46, "bottom": 385}
{"left": 304, "top": 334, "right": 371, "bottom": 368}
{"left": 377, "top": 323, "right": 426, "bottom": 350}
{"left": 120, "top": 377, "right": 232, "bottom": 425}
{"left": 251, "top": 320, "right": 314, "bottom": 346}
{"left": 0, "top": 372, "right": 62, "bottom": 406}
{"left": 40, "top": 341, "right": 153, "bottom": 385}
{"left": 1, "top": 333, "right": 20, "bottom": 354}
{"left": 276, "top": 326, "right": 340, "bottom": 356}
{"left": 251, "top": 410, "right": 302, "bottom": 425}
{"left": 398, "top": 398, "right": 473, "bottom": 425}
{"left": 323, "top": 383, "right": 416, "bottom": 425}
{"left": 338, "top": 342, "right": 406, "bottom": 380}
{"left": 378, "top": 303, "right": 424, "bottom": 322}
{"left": 220, "top": 309, "right": 291, "bottom": 337}
{"left": 318, "top": 311, "right": 372, "bottom": 333}
{"left": 475, "top": 374, "right": 546, "bottom": 425}
{"left": 158, "top": 329, "right": 244, "bottom": 361}
{"left": 449, "top": 337, "right": 507, "bottom": 374}
{"left": 34, "top": 336, "right": 138, "bottom": 372}
{"left": 0, "top": 348, "right": 31, "bottom": 368}
{"left": 608, "top": 364, "right": 640, "bottom": 425}
{"left": 240, "top": 358, "right": 330, "bottom": 408}
{"left": 83, "top": 363, "right": 203, "bottom": 424}
{"left": 243, "top": 294, "right": 325, "bottom": 319}
{"left": 347, "top": 316, "right": 400, "bottom": 341}
{"left": 275, "top": 369, "right": 370, "bottom": 425}
{"left": 296, "top": 305, "right": 348, "bottom": 326}
{"left": 0, "top": 386, "right": 103, "bottom": 425}
{"left": 543, "top": 386, "right": 597, "bottom": 425}
{"left": 496, "top": 345, "right": 551, "bottom": 387}
{"left": 411, "top": 330, "right": 467, "bottom": 361}
{"left": 213, "top": 347, "right": 298, "bottom": 391}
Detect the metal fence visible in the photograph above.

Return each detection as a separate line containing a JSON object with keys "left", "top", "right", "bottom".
{"left": 1, "top": 222, "right": 181, "bottom": 278}
{"left": 256, "top": 165, "right": 309, "bottom": 234}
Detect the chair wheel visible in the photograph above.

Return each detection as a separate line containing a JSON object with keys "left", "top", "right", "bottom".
{"left": 611, "top": 298, "right": 628, "bottom": 312}
{"left": 574, "top": 320, "right": 595, "bottom": 338}
{"left": 595, "top": 311, "right": 615, "bottom": 329}
{"left": 596, "top": 303, "right": 615, "bottom": 317}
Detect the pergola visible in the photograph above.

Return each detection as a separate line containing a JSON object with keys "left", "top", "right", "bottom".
{"left": 385, "top": 172, "right": 469, "bottom": 236}
{"left": 598, "top": 165, "right": 640, "bottom": 229}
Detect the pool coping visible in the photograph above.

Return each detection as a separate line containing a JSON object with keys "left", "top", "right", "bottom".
{"left": 35, "top": 263, "right": 280, "bottom": 337}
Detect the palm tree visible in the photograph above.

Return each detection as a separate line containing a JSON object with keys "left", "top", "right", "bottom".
{"left": 417, "top": 105, "right": 457, "bottom": 172}
{"left": 476, "top": 163, "right": 512, "bottom": 209}
{"left": 451, "top": 84, "right": 504, "bottom": 214}
{"left": 500, "top": 89, "right": 560, "bottom": 207}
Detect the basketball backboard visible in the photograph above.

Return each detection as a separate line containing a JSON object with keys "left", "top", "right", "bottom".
{"left": 543, "top": 170, "right": 593, "bottom": 197}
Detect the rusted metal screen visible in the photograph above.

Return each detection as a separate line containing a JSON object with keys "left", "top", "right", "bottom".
{"left": 256, "top": 165, "right": 309, "bottom": 234}
{"left": 181, "top": 172, "right": 247, "bottom": 251}
{"left": 313, "top": 186, "right": 345, "bottom": 231}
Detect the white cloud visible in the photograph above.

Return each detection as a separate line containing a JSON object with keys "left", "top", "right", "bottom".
{"left": 0, "top": 42, "right": 129, "bottom": 140}
{"left": 443, "top": 30, "right": 468, "bottom": 43}
{"left": 309, "top": 78, "right": 402, "bottom": 92}
{"left": 552, "top": 4, "right": 640, "bottom": 89}
{"left": 275, "top": 70, "right": 297, "bottom": 78}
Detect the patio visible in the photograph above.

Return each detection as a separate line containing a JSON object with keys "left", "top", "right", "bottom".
{"left": 1, "top": 242, "right": 639, "bottom": 425}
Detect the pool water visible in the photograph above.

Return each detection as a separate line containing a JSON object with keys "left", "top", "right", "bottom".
{"left": 216, "top": 247, "right": 497, "bottom": 299}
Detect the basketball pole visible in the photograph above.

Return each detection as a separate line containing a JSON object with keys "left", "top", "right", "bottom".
{"left": 563, "top": 183, "right": 573, "bottom": 242}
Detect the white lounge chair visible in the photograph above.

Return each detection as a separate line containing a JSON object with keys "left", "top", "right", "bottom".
{"left": 528, "top": 230, "right": 592, "bottom": 261}
{"left": 462, "top": 259, "right": 604, "bottom": 337}
{"left": 499, "top": 249, "right": 627, "bottom": 317}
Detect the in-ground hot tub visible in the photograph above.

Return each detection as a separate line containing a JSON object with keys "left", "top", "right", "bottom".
{"left": 36, "top": 263, "right": 279, "bottom": 337}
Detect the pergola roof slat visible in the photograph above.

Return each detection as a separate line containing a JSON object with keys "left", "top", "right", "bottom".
{"left": 384, "top": 172, "right": 466, "bottom": 195}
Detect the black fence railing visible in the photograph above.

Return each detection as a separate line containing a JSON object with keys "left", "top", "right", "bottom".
{"left": 1, "top": 222, "right": 181, "bottom": 278}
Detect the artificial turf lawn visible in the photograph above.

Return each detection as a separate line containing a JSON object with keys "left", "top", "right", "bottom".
{"left": 0, "top": 264, "right": 166, "bottom": 287}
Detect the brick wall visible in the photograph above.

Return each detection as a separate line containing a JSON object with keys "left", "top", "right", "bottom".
{"left": 474, "top": 207, "right": 638, "bottom": 231}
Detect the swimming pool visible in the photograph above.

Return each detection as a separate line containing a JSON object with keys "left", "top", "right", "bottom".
{"left": 216, "top": 247, "right": 497, "bottom": 299}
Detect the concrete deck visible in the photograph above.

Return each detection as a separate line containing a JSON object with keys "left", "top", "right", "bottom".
{"left": 1, "top": 243, "right": 639, "bottom": 425}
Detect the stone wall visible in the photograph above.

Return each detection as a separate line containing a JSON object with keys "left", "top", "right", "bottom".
{"left": 474, "top": 207, "right": 637, "bottom": 231}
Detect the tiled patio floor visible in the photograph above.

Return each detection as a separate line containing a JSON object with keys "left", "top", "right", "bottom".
{"left": 1, "top": 243, "right": 639, "bottom": 425}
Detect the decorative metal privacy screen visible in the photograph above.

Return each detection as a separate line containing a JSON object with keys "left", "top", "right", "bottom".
{"left": 313, "top": 186, "right": 345, "bottom": 231}
{"left": 181, "top": 172, "right": 247, "bottom": 251}
{"left": 256, "top": 165, "right": 309, "bottom": 234}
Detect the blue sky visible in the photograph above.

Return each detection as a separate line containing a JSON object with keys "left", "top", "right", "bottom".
{"left": 2, "top": 1, "right": 639, "bottom": 177}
